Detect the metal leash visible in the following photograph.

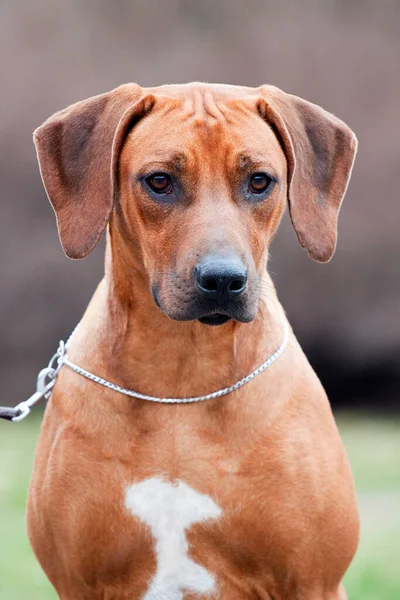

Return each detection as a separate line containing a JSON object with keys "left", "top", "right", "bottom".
{"left": 0, "top": 345, "right": 65, "bottom": 422}
{"left": 0, "top": 321, "right": 289, "bottom": 422}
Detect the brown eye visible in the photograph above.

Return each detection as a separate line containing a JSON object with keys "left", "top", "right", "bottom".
{"left": 249, "top": 173, "right": 273, "bottom": 194}
{"left": 146, "top": 173, "right": 173, "bottom": 194}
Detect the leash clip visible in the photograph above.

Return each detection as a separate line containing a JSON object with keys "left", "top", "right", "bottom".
{"left": 12, "top": 367, "right": 56, "bottom": 422}
{"left": 10, "top": 341, "right": 66, "bottom": 423}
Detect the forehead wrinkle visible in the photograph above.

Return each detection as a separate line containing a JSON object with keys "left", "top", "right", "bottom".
{"left": 180, "top": 90, "right": 204, "bottom": 121}
{"left": 180, "top": 88, "right": 229, "bottom": 129}
{"left": 203, "top": 90, "right": 227, "bottom": 121}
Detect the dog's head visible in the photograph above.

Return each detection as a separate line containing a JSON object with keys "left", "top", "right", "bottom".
{"left": 34, "top": 83, "right": 357, "bottom": 326}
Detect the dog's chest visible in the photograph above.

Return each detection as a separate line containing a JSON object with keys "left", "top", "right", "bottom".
{"left": 119, "top": 469, "right": 297, "bottom": 600}
{"left": 125, "top": 477, "right": 222, "bottom": 600}
{"left": 29, "top": 415, "right": 356, "bottom": 600}
{"left": 63, "top": 438, "right": 315, "bottom": 598}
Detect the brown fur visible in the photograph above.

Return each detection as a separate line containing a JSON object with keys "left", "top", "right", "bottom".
{"left": 28, "top": 82, "right": 359, "bottom": 599}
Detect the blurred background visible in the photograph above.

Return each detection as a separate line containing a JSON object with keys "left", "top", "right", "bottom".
{"left": 0, "top": 1, "right": 399, "bottom": 598}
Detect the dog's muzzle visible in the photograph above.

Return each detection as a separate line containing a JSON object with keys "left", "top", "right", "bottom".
{"left": 193, "top": 255, "right": 248, "bottom": 325}
{"left": 153, "top": 254, "right": 257, "bottom": 326}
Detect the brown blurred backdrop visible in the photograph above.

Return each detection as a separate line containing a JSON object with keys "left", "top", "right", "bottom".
{"left": 0, "top": 0, "right": 399, "bottom": 409}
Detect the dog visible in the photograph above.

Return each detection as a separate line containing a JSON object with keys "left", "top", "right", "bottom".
{"left": 27, "top": 82, "right": 359, "bottom": 600}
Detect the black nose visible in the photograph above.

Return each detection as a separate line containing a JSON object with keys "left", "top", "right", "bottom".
{"left": 195, "top": 256, "right": 248, "bottom": 305}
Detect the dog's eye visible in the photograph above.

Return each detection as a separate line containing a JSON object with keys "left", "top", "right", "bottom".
{"left": 249, "top": 173, "right": 273, "bottom": 195}
{"left": 146, "top": 173, "right": 173, "bottom": 195}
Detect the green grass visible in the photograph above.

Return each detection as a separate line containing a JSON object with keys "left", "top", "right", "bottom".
{"left": 340, "top": 415, "right": 400, "bottom": 599}
{"left": 0, "top": 413, "right": 399, "bottom": 599}
{"left": 0, "top": 414, "right": 56, "bottom": 600}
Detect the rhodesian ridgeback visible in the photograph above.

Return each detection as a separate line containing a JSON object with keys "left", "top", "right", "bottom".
{"left": 27, "top": 82, "right": 359, "bottom": 599}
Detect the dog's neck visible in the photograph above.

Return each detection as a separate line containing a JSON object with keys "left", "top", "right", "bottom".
{"left": 71, "top": 237, "right": 285, "bottom": 400}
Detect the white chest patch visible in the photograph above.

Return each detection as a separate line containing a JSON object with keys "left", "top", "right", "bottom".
{"left": 125, "top": 477, "right": 222, "bottom": 600}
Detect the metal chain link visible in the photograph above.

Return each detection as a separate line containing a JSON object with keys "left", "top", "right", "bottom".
{"left": 2, "top": 320, "right": 289, "bottom": 421}
{"left": 4, "top": 345, "right": 65, "bottom": 422}
{"left": 61, "top": 320, "right": 289, "bottom": 404}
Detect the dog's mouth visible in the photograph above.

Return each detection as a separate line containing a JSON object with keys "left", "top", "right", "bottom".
{"left": 152, "top": 284, "right": 256, "bottom": 326}
{"left": 198, "top": 313, "right": 232, "bottom": 326}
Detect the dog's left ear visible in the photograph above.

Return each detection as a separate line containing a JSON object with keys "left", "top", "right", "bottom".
{"left": 258, "top": 86, "right": 357, "bottom": 262}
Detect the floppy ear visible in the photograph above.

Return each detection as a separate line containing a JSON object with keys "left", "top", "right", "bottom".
{"left": 34, "top": 84, "right": 154, "bottom": 259}
{"left": 258, "top": 86, "right": 357, "bottom": 262}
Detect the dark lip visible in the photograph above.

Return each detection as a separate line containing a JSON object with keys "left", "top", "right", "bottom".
{"left": 198, "top": 314, "right": 232, "bottom": 326}
{"left": 152, "top": 285, "right": 161, "bottom": 308}
{"left": 152, "top": 286, "right": 254, "bottom": 324}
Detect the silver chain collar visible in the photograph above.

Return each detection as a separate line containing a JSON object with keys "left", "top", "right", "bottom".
{"left": 8, "top": 320, "right": 289, "bottom": 421}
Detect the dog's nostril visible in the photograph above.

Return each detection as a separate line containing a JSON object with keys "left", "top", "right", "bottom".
{"left": 202, "top": 278, "right": 218, "bottom": 292}
{"left": 228, "top": 278, "right": 246, "bottom": 293}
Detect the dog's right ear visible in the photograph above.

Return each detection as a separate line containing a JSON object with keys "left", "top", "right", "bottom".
{"left": 34, "top": 84, "right": 154, "bottom": 259}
